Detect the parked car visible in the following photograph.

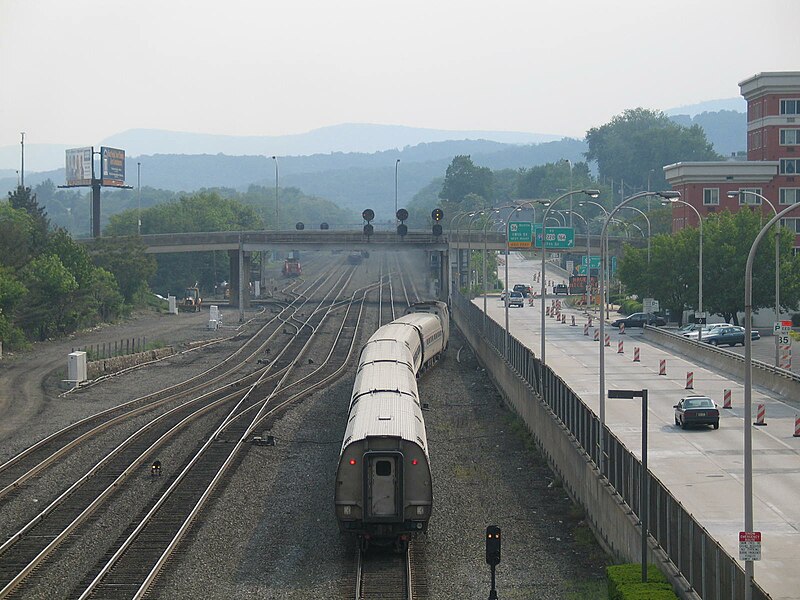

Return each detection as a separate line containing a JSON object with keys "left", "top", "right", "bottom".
{"left": 610, "top": 313, "right": 666, "bottom": 328}
{"left": 553, "top": 283, "right": 569, "bottom": 295}
{"left": 700, "top": 326, "right": 746, "bottom": 346}
{"left": 682, "top": 322, "right": 727, "bottom": 338}
{"left": 506, "top": 291, "right": 525, "bottom": 307}
{"left": 674, "top": 395, "right": 720, "bottom": 430}
{"left": 513, "top": 283, "right": 532, "bottom": 297}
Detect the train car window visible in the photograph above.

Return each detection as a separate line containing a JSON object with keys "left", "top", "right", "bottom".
{"left": 376, "top": 461, "right": 392, "bottom": 476}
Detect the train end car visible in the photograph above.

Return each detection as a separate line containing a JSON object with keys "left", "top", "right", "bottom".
{"left": 335, "top": 392, "right": 432, "bottom": 548}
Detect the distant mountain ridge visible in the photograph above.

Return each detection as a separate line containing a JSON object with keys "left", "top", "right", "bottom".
{"left": 0, "top": 123, "right": 561, "bottom": 172}
{"left": 0, "top": 97, "right": 744, "bottom": 171}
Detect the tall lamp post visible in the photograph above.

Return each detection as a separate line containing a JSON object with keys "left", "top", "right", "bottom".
{"left": 500, "top": 206, "right": 522, "bottom": 355}
{"left": 620, "top": 205, "right": 652, "bottom": 264}
{"left": 540, "top": 189, "right": 600, "bottom": 368}
{"left": 467, "top": 211, "right": 486, "bottom": 296}
{"left": 271, "top": 156, "right": 279, "bottom": 229}
{"left": 395, "top": 159, "right": 400, "bottom": 219}
{"left": 663, "top": 198, "right": 703, "bottom": 340}
{"left": 741, "top": 200, "right": 800, "bottom": 600}
{"left": 598, "top": 190, "right": 679, "bottom": 476}
{"left": 728, "top": 190, "right": 781, "bottom": 367}
{"left": 20, "top": 132, "right": 25, "bottom": 189}
{"left": 451, "top": 211, "right": 476, "bottom": 293}
{"left": 137, "top": 162, "right": 142, "bottom": 235}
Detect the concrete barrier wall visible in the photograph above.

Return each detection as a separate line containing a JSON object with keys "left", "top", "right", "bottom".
{"left": 643, "top": 327, "right": 800, "bottom": 399}
{"left": 452, "top": 303, "right": 696, "bottom": 597}
{"left": 87, "top": 347, "right": 174, "bottom": 379}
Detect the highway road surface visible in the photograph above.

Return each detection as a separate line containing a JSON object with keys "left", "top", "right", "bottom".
{"left": 475, "top": 253, "right": 799, "bottom": 600}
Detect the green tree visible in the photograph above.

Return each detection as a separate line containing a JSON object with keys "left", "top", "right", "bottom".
{"left": 439, "top": 156, "right": 493, "bottom": 205}
{"left": 585, "top": 108, "right": 721, "bottom": 192}
{"left": 8, "top": 186, "right": 49, "bottom": 250}
{"left": 88, "top": 236, "right": 157, "bottom": 303}
{"left": 618, "top": 208, "right": 800, "bottom": 325}
{"left": 15, "top": 254, "right": 78, "bottom": 340}
{"left": 0, "top": 203, "right": 36, "bottom": 269}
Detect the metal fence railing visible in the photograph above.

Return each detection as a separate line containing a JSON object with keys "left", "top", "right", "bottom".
{"left": 452, "top": 291, "right": 771, "bottom": 600}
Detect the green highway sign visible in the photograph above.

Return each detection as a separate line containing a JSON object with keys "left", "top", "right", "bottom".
{"left": 535, "top": 225, "right": 575, "bottom": 249}
{"left": 508, "top": 221, "right": 533, "bottom": 248}
{"left": 581, "top": 256, "right": 602, "bottom": 268}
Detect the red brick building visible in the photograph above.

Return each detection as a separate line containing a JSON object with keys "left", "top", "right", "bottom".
{"left": 664, "top": 71, "right": 800, "bottom": 250}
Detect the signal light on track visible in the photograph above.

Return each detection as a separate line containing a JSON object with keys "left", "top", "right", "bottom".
{"left": 396, "top": 208, "right": 409, "bottom": 222}
{"left": 397, "top": 224, "right": 408, "bottom": 237}
{"left": 431, "top": 208, "right": 444, "bottom": 221}
{"left": 295, "top": 222, "right": 304, "bottom": 230}
{"left": 363, "top": 223, "right": 374, "bottom": 237}
{"left": 362, "top": 208, "right": 375, "bottom": 222}
{"left": 485, "top": 525, "right": 501, "bottom": 566}
{"left": 432, "top": 223, "right": 443, "bottom": 236}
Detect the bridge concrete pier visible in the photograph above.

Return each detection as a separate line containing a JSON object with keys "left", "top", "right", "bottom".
{"left": 228, "top": 249, "right": 252, "bottom": 309}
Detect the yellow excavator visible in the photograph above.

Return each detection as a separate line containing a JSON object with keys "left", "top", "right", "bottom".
{"left": 178, "top": 286, "right": 202, "bottom": 312}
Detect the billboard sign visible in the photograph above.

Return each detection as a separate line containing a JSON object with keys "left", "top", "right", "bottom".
{"left": 100, "top": 147, "right": 126, "bottom": 187}
{"left": 508, "top": 221, "right": 533, "bottom": 248}
{"left": 65, "top": 147, "right": 93, "bottom": 186}
{"left": 534, "top": 225, "right": 575, "bottom": 249}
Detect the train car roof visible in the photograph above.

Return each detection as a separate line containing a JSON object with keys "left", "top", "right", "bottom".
{"left": 342, "top": 393, "right": 428, "bottom": 453}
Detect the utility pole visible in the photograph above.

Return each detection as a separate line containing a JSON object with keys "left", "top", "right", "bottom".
{"left": 20, "top": 132, "right": 25, "bottom": 188}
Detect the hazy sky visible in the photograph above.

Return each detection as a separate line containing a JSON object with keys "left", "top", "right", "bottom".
{"left": 0, "top": 0, "right": 795, "bottom": 150}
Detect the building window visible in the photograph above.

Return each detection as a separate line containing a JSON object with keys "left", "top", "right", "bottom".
{"left": 780, "top": 219, "right": 800, "bottom": 234}
{"left": 703, "top": 188, "right": 719, "bottom": 205}
{"left": 780, "top": 129, "right": 800, "bottom": 145}
{"left": 781, "top": 99, "right": 800, "bottom": 115}
{"left": 738, "top": 188, "right": 763, "bottom": 205}
{"left": 752, "top": 130, "right": 762, "bottom": 149}
{"left": 780, "top": 159, "right": 800, "bottom": 174}
{"left": 780, "top": 188, "right": 800, "bottom": 205}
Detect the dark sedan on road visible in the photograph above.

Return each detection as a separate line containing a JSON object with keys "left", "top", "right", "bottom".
{"left": 611, "top": 313, "right": 666, "bottom": 328}
{"left": 674, "top": 395, "right": 720, "bottom": 429}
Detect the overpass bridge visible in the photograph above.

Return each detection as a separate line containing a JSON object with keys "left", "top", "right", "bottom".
{"left": 84, "top": 229, "right": 644, "bottom": 307}
{"left": 134, "top": 229, "right": 640, "bottom": 255}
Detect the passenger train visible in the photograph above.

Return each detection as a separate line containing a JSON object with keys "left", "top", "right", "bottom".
{"left": 335, "top": 301, "right": 449, "bottom": 549}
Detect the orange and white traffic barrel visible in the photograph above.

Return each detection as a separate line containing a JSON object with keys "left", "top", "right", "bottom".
{"left": 604, "top": 333, "right": 610, "bottom": 347}
{"left": 633, "top": 347, "right": 640, "bottom": 362}
{"left": 620, "top": 323, "right": 626, "bottom": 335}
{"left": 723, "top": 389, "right": 732, "bottom": 409}
{"left": 794, "top": 415, "right": 800, "bottom": 437}
{"left": 618, "top": 340, "right": 624, "bottom": 354}
{"left": 685, "top": 371, "right": 694, "bottom": 390}
{"left": 659, "top": 359, "right": 666, "bottom": 376}
{"left": 571, "top": 315, "right": 576, "bottom": 326}
{"left": 594, "top": 329, "right": 600, "bottom": 342}
{"left": 754, "top": 403, "right": 767, "bottom": 426}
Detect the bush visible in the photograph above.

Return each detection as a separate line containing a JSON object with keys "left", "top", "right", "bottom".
{"left": 607, "top": 564, "right": 677, "bottom": 600}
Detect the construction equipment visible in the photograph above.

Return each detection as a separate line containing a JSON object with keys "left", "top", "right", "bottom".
{"left": 178, "top": 286, "right": 202, "bottom": 312}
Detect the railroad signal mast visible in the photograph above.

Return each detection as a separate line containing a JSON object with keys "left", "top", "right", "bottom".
{"left": 432, "top": 207, "right": 444, "bottom": 236}
{"left": 485, "top": 525, "right": 501, "bottom": 599}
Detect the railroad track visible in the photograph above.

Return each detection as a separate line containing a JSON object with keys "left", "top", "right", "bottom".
{"left": 353, "top": 540, "right": 428, "bottom": 600}
{"left": 0, "top": 259, "right": 372, "bottom": 598}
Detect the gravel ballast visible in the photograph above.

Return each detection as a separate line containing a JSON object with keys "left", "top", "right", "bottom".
{"left": 1, "top": 302, "right": 609, "bottom": 599}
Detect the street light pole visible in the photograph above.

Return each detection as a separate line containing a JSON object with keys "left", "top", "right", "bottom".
{"left": 452, "top": 212, "right": 476, "bottom": 293}
{"left": 664, "top": 198, "right": 703, "bottom": 340}
{"left": 467, "top": 212, "right": 485, "bottom": 297}
{"left": 741, "top": 201, "right": 800, "bottom": 600}
{"left": 620, "top": 205, "right": 651, "bottom": 264}
{"left": 729, "top": 190, "right": 781, "bottom": 367}
{"left": 137, "top": 162, "right": 142, "bottom": 235}
{"left": 271, "top": 156, "right": 279, "bottom": 229}
{"left": 541, "top": 189, "right": 600, "bottom": 369}
{"left": 395, "top": 159, "right": 400, "bottom": 220}
{"left": 20, "top": 132, "right": 25, "bottom": 189}
{"left": 598, "top": 190, "right": 679, "bottom": 476}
